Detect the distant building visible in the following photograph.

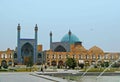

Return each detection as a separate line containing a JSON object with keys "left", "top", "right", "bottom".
{"left": 0, "top": 25, "right": 119, "bottom": 67}
{"left": 0, "top": 48, "right": 14, "bottom": 66}
{"left": 45, "top": 30, "right": 119, "bottom": 67}
{"left": 14, "top": 24, "right": 45, "bottom": 65}
{"left": 104, "top": 52, "right": 120, "bottom": 62}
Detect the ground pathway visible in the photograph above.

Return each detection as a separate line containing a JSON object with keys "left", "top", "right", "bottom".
{"left": 0, "top": 72, "right": 54, "bottom": 82}
{"left": 0, "top": 72, "right": 73, "bottom": 82}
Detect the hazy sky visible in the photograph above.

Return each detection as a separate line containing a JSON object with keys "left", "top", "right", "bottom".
{"left": 0, "top": 0, "right": 120, "bottom": 52}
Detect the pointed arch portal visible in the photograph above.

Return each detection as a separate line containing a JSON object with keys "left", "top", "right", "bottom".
{"left": 54, "top": 45, "right": 66, "bottom": 52}
{"left": 21, "top": 43, "right": 34, "bottom": 65}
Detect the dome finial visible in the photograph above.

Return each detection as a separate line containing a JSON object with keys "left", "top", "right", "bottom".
{"left": 17, "top": 23, "right": 21, "bottom": 31}
{"left": 68, "top": 29, "right": 71, "bottom": 35}
{"left": 35, "top": 24, "right": 37, "bottom": 27}
{"left": 35, "top": 24, "right": 38, "bottom": 31}
{"left": 18, "top": 23, "right": 20, "bottom": 26}
{"left": 50, "top": 31, "right": 52, "bottom": 36}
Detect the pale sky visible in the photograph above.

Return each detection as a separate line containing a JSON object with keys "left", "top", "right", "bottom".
{"left": 0, "top": 0, "right": 120, "bottom": 52}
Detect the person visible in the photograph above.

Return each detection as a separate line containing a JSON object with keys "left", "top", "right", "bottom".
{"left": 41, "top": 67, "right": 44, "bottom": 72}
{"left": 45, "top": 65, "right": 47, "bottom": 69}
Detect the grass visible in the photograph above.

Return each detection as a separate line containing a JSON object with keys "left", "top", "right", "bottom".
{"left": 0, "top": 66, "right": 40, "bottom": 72}
{"left": 0, "top": 69, "right": 8, "bottom": 72}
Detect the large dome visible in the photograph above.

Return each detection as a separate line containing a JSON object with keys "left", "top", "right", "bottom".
{"left": 61, "top": 33, "right": 80, "bottom": 44}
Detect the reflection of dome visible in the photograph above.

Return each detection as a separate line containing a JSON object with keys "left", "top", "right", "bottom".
{"left": 61, "top": 33, "right": 80, "bottom": 44}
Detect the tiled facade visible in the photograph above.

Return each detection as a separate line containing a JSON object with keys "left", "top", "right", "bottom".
{"left": 16, "top": 24, "right": 38, "bottom": 64}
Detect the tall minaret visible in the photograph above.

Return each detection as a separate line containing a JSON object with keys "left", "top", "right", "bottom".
{"left": 50, "top": 31, "right": 52, "bottom": 49}
{"left": 34, "top": 24, "right": 38, "bottom": 64}
{"left": 17, "top": 24, "right": 21, "bottom": 64}
{"left": 68, "top": 30, "right": 71, "bottom": 44}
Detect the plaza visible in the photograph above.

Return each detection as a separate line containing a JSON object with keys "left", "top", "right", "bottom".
{"left": 1, "top": 70, "right": 120, "bottom": 82}
{"left": 0, "top": 0, "right": 120, "bottom": 82}
{"left": 0, "top": 72, "right": 52, "bottom": 82}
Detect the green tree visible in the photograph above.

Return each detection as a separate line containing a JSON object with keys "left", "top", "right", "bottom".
{"left": 3, "top": 64, "right": 8, "bottom": 69}
{"left": 65, "top": 58, "right": 77, "bottom": 69}
{"left": 78, "top": 63, "right": 84, "bottom": 69}
{"left": 104, "top": 62, "right": 109, "bottom": 67}
{"left": 100, "top": 63, "right": 104, "bottom": 67}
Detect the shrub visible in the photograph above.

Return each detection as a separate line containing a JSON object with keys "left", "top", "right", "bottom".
{"left": 78, "top": 63, "right": 84, "bottom": 69}
{"left": 3, "top": 65, "right": 8, "bottom": 69}
{"left": 66, "top": 58, "right": 77, "bottom": 69}
{"left": 0, "top": 69, "right": 8, "bottom": 72}
{"left": 100, "top": 63, "right": 104, "bottom": 67}
{"left": 94, "top": 65, "right": 97, "bottom": 68}
{"left": 104, "top": 62, "right": 109, "bottom": 67}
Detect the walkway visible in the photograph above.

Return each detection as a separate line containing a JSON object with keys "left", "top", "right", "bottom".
{"left": 0, "top": 72, "right": 53, "bottom": 82}
{"left": 0, "top": 69, "right": 80, "bottom": 82}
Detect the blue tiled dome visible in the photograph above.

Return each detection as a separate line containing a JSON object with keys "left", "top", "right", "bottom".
{"left": 61, "top": 33, "right": 80, "bottom": 44}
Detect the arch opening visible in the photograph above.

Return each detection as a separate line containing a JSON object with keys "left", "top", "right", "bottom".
{"left": 54, "top": 45, "right": 66, "bottom": 52}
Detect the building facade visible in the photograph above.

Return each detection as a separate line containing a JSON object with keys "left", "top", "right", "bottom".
{"left": 0, "top": 48, "right": 14, "bottom": 66}
{"left": 45, "top": 30, "right": 119, "bottom": 67}
{"left": 14, "top": 24, "right": 45, "bottom": 65}
{"left": 0, "top": 25, "right": 119, "bottom": 67}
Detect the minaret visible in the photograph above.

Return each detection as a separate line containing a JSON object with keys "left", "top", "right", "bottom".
{"left": 50, "top": 31, "right": 52, "bottom": 49}
{"left": 17, "top": 24, "right": 21, "bottom": 64}
{"left": 34, "top": 24, "right": 38, "bottom": 64}
{"left": 68, "top": 30, "right": 71, "bottom": 44}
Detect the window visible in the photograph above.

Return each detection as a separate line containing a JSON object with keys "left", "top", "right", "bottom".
{"left": 3, "top": 54, "right": 5, "bottom": 59}
{"left": 85, "top": 55, "right": 87, "bottom": 59}
{"left": 92, "top": 55, "right": 96, "bottom": 59}
{"left": 52, "top": 54, "right": 56, "bottom": 59}
{"left": 59, "top": 55, "right": 62, "bottom": 59}
{"left": 79, "top": 55, "right": 81, "bottom": 59}
{"left": 87, "top": 55, "right": 89, "bottom": 59}
{"left": 5, "top": 54, "right": 7, "bottom": 58}
{"left": 10, "top": 54, "right": 12, "bottom": 59}
{"left": 85, "top": 55, "right": 89, "bottom": 59}
{"left": 47, "top": 54, "right": 49, "bottom": 59}
{"left": 66, "top": 54, "right": 69, "bottom": 58}
{"left": 111, "top": 55, "right": 114, "bottom": 59}
{"left": 104, "top": 55, "right": 108, "bottom": 59}
{"left": 98, "top": 55, "right": 101, "bottom": 59}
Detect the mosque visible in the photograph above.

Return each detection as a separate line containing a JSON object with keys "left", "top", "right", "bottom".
{"left": 45, "top": 30, "right": 119, "bottom": 67}
{"left": 14, "top": 24, "right": 45, "bottom": 65}
{"left": 0, "top": 24, "right": 119, "bottom": 67}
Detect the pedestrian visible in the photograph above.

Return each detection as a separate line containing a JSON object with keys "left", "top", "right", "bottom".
{"left": 45, "top": 65, "right": 47, "bottom": 69}
{"left": 41, "top": 67, "right": 44, "bottom": 72}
